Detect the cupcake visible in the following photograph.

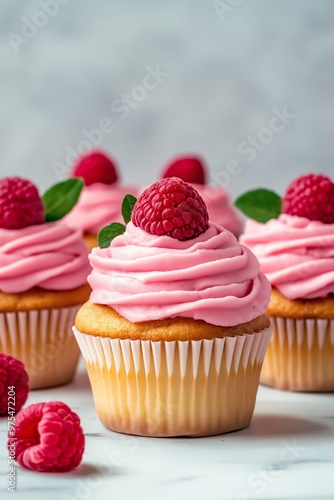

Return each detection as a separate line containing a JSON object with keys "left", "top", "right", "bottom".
{"left": 238, "top": 173, "right": 334, "bottom": 392}
{"left": 160, "top": 155, "right": 243, "bottom": 237}
{"left": 64, "top": 150, "right": 140, "bottom": 250}
{"left": 74, "top": 177, "right": 272, "bottom": 437}
{"left": 0, "top": 176, "right": 91, "bottom": 389}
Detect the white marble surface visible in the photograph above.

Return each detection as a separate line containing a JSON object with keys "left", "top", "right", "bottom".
{"left": 1, "top": 0, "right": 334, "bottom": 197}
{"left": 1, "top": 359, "right": 333, "bottom": 500}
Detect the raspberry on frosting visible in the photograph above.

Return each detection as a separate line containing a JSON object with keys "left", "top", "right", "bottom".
{"left": 0, "top": 354, "right": 29, "bottom": 415}
{"left": 72, "top": 150, "right": 118, "bottom": 186}
{"left": 8, "top": 401, "right": 85, "bottom": 473}
{"left": 0, "top": 177, "right": 44, "bottom": 230}
{"left": 131, "top": 177, "right": 209, "bottom": 241}
{"left": 283, "top": 173, "right": 334, "bottom": 223}
{"left": 161, "top": 156, "right": 206, "bottom": 184}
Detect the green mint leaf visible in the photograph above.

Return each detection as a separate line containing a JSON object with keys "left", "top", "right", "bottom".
{"left": 235, "top": 188, "right": 282, "bottom": 223}
{"left": 42, "top": 178, "right": 84, "bottom": 222}
{"left": 121, "top": 194, "right": 137, "bottom": 224}
{"left": 98, "top": 223, "right": 126, "bottom": 248}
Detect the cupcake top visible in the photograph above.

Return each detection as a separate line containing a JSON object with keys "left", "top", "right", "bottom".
{"left": 0, "top": 176, "right": 90, "bottom": 294}
{"left": 88, "top": 177, "right": 270, "bottom": 327}
{"left": 64, "top": 183, "right": 140, "bottom": 235}
{"left": 241, "top": 215, "right": 334, "bottom": 300}
{"left": 160, "top": 155, "right": 243, "bottom": 236}
{"left": 64, "top": 150, "right": 139, "bottom": 235}
{"left": 238, "top": 173, "right": 334, "bottom": 300}
{"left": 193, "top": 184, "right": 243, "bottom": 237}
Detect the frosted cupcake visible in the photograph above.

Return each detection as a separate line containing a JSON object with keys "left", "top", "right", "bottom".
{"left": 74, "top": 177, "right": 272, "bottom": 437}
{"left": 160, "top": 155, "right": 243, "bottom": 237}
{"left": 65, "top": 150, "right": 140, "bottom": 250}
{"left": 0, "top": 177, "right": 91, "bottom": 389}
{"left": 238, "top": 173, "right": 334, "bottom": 391}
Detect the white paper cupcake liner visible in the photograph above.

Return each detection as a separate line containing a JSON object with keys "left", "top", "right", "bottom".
{"left": 0, "top": 306, "right": 81, "bottom": 390}
{"left": 261, "top": 316, "right": 334, "bottom": 392}
{"left": 74, "top": 328, "right": 271, "bottom": 377}
{"left": 74, "top": 325, "right": 273, "bottom": 437}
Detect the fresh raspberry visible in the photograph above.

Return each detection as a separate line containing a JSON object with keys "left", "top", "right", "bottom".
{"left": 72, "top": 150, "right": 118, "bottom": 186}
{"left": 283, "top": 173, "right": 334, "bottom": 223}
{"left": 0, "top": 177, "right": 44, "bottom": 230}
{"left": 8, "top": 401, "right": 85, "bottom": 472}
{"left": 132, "top": 177, "right": 209, "bottom": 240}
{"left": 161, "top": 156, "right": 206, "bottom": 184}
{"left": 0, "top": 354, "right": 29, "bottom": 415}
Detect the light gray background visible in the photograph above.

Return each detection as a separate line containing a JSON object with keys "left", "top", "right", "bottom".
{"left": 1, "top": 0, "right": 333, "bottom": 199}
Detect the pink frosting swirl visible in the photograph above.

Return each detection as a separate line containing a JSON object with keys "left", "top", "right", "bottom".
{"left": 0, "top": 223, "right": 91, "bottom": 294}
{"left": 88, "top": 221, "right": 270, "bottom": 326}
{"left": 64, "top": 183, "right": 140, "bottom": 235}
{"left": 194, "top": 184, "right": 243, "bottom": 237}
{"left": 240, "top": 214, "right": 334, "bottom": 300}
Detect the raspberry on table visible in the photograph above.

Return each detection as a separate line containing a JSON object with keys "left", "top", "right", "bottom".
{"left": 283, "top": 173, "right": 334, "bottom": 223}
{"left": 72, "top": 150, "right": 118, "bottom": 186}
{"left": 161, "top": 156, "right": 206, "bottom": 185}
{"left": 131, "top": 177, "right": 209, "bottom": 241}
{"left": 8, "top": 401, "right": 85, "bottom": 473}
{"left": 0, "top": 354, "right": 29, "bottom": 415}
{"left": 0, "top": 177, "right": 45, "bottom": 230}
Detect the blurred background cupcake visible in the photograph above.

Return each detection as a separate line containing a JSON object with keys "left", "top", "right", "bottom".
{"left": 160, "top": 155, "right": 243, "bottom": 237}
{"left": 239, "top": 173, "right": 334, "bottom": 391}
{"left": 65, "top": 150, "right": 140, "bottom": 250}
{"left": 74, "top": 178, "right": 272, "bottom": 437}
{"left": 0, "top": 176, "right": 91, "bottom": 389}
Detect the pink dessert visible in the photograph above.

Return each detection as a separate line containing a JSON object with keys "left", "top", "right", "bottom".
{"left": 88, "top": 188, "right": 270, "bottom": 326}
{"left": 0, "top": 176, "right": 91, "bottom": 390}
{"left": 65, "top": 183, "right": 139, "bottom": 236}
{"left": 65, "top": 150, "right": 139, "bottom": 248}
{"left": 89, "top": 177, "right": 269, "bottom": 326}
{"left": 240, "top": 214, "right": 334, "bottom": 300}
{"left": 237, "top": 173, "right": 334, "bottom": 391}
{"left": 161, "top": 155, "right": 243, "bottom": 236}
{"left": 74, "top": 178, "right": 272, "bottom": 437}
{"left": 89, "top": 220, "right": 270, "bottom": 326}
{"left": 194, "top": 184, "right": 243, "bottom": 237}
{"left": 0, "top": 222, "right": 90, "bottom": 294}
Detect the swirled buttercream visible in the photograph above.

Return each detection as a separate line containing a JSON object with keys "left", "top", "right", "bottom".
{"left": 64, "top": 183, "right": 139, "bottom": 234}
{"left": 0, "top": 223, "right": 90, "bottom": 293}
{"left": 194, "top": 184, "right": 243, "bottom": 236}
{"left": 88, "top": 221, "right": 270, "bottom": 326}
{"left": 240, "top": 214, "right": 334, "bottom": 300}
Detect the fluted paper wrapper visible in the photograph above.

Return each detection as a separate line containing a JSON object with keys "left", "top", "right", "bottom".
{"left": 261, "top": 317, "right": 334, "bottom": 392}
{"left": 74, "top": 325, "right": 272, "bottom": 437}
{"left": 0, "top": 306, "right": 81, "bottom": 390}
